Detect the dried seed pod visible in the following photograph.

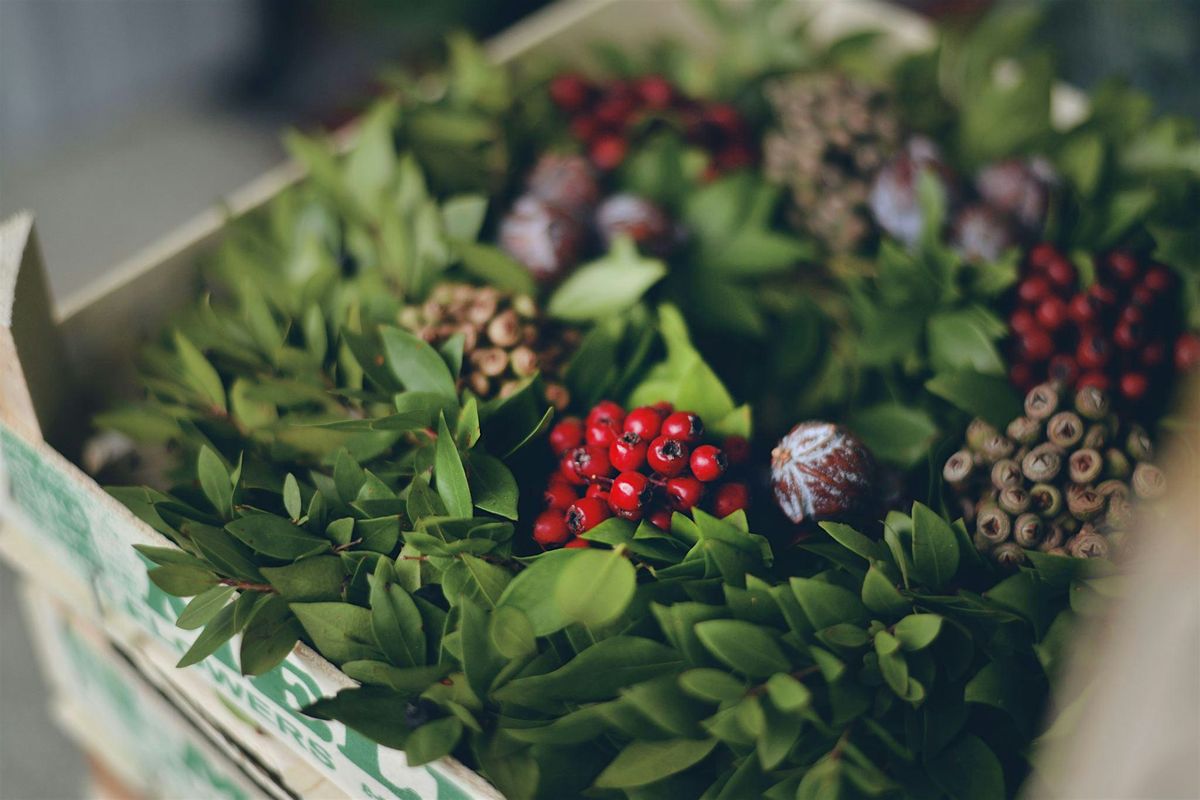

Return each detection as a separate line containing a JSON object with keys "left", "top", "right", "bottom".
{"left": 1006, "top": 415, "right": 1042, "bottom": 445}
{"left": 471, "top": 347, "right": 509, "bottom": 377}
{"left": 1022, "top": 443, "right": 1063, "bottom": 483}
{"left": 455, "top": 323, "right": 480, "bottom": 353}
{"left": 1055, "top": 511, "right": 1081, "bottom": 535}
{"left": 1046, "top": 411, "right": 1084, "bottom": 449}
{"left": 464, "top": 291, "right": 500, "bottom": 326}
{"left": 966, "top": 419, "right": 998, "bottom": 452}
{"left": 771, "top": 422, "right": 878, "bottom": 524}
{"left": 993, "top": 542, "right": 1026, "bottom": 569}
{"left": 1104, "top": 494, "right": 1134, "bottom": 528}
{"left": 1067, "top": 529, "right": 1110, "bottom": 559}
{"left": 512, "top": 295, "right": 538, "bottom": 318}
{"left": 1081, "top": 423, "right": 1108, "bottom": 450}
{"left": 510, "top": 346, "right": 539, "bottom": 377}
{"left": 1131, "top": 463, "right": 1166, "bottom": 500}
{"left": 1066, "top": 484, "right": 1105, "bottom": 521}
{"left": 1105, "top": 448, "right": 1132, "bottom": 479}
{"left": 975, "top": 506, "right": 1012, "bottom": 545}
{"left": 467, "top": 372, "right": 491, "bottom": 397}
{"left": 944, "top": 450, "right": 975, "bottom": 488}
{"left": 981, "top": 434, "right": 1016, "bottom": 463}
{"left": 544, "top": 383, "right": 570, "bottom": 411}
{"left": 1038, "top": 522, "right": 1066, "bottom": 552}
{"left": 1074, "top": 386, "right": 1110, "bottom": 420}
{"left": 1044, "top": 546, "right": 1069, "bottom": 556}
{"left": 1068, "top": 448, "right": 1103, "bottom": 484}
{"left": 998, "top": 486, "right": 1031, "bottom": 515}
{"left": 1030, "top": 482, "right": 1063, "bottom": 517}
{"left": 990, "top": 458, "right": 1022, "bottom": 490}
{"left": 1096, "top": 479, "right": 1131, "bottom": 503}
{"left": 1024, "top": 383, "right": 1060, "bottom": 420}
{"left": 1125, "top": 426, "right": 1154, "bottom": 462}
{"left": 486, "top": 310, "right": 522, "bottom": 348}
{"left": 1013, "top": 513, "right": 1044, "bottom": 548}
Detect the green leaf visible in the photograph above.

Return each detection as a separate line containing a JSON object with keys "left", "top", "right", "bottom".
{"left": 790, "top": 577, "right": 868, "bottom": 629}
{"left": 555, "top": 548, "right": 637, "bottom": 628}
{"left": 497, "top": 550, "right": 575, "bottom": 636}
{"left": 694, "top": 620, "right": 790, "bottom": 679}
{"left": 303, "top": 687, "right": 416, "bottom": 750}
{"left": 847, "top": 404, "right": 940, "bottom": 467}
{"left": 489, "top": 605, "right": 535, "bottom": 659}
{"left": 441, "top": 553, "right": 511, "bottom": 610}
{"left": 225, "top": 513, "right": 330, "bottom": 560}
{"left": 455, "top": 242, "right": 535, "bottom": 294}
{"left": 369, "top": 563, "right": 427, "bottom": 668}
{"left": 149, "top": 564, "right": 218, "bottom": 597}
{"left": 593, "top": 738, "right": 718, "bottom": 789}
{"left": 240, "top": 595, "right": 302, "bottom": 675}
{"left": 283, "top": 473, "right": 302, "bottom": 520}
{"left": 260, "top": 556, "right": 345, "bottom": 602}
{"left": 173, "top": 331, "right": 226, "bottom": 411}
{"left": 379, "top": 326, "right": 457, "bottom": 399}
{"left": 177, "top": 591, "right": 259, "bottom": 668}
{"left": 926, "top": 308, "right": 1006, "bottom": 376}
{"left": 404, "top": 717, "right": 464, "bottom": 767}
{"left": 766, "top": 672, "right": 812, "bottom": 712}
{"left": 819, "top": 522, "right": 887, "bottom": 563}
{"left": 341, "top": 661, "right": 452, "bottom": 693}
{"left": 819, "top": 624, "right": 870, "bottom": 650}
{"left": 927, "top": 734, "right": 1005, "bottom": 800}
{"left": 290, "top": 602, "right": 384, "bottom": 665}
{"left": 925, "top": 370, "right": 1022, "bottom": 429}
{"left": 176, "top": 585, "right": 236, "bottom": 630}
{"left": 547, "top": 237, "right": 667, "bottom": 321}
{"left": 434, "top": 412, "right": 472, "bottom": 518}
{"left": 197, "top": 446, "right": 233, "bottom": 518}
{"left": 182, "top": 522, "right": 263, "bottom": 582}
{"left": 467, "top": 452, "right": 518, "bottom": 520}
{"left": 893, "top": 614, "right": 943, "bottom": 651}
{"left": 911, "top": 502, "right": 960, "bottom": 590}
{"left": 679, "top": 669, "right": 747, "bottom": 703}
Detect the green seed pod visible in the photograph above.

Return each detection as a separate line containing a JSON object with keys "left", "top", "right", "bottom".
{"left": 1074, "top": 386, "right": 1111, "bottom": 420}
{"left": 966, "top": 419, "right": 999, "bottom": 452}
{"left": 981, "top": 434, "right": 1016, "bottom": 464}
{"left": 1068, "top": 448, "right": 1104, "bottom": 484}
{"left": 1023, "top": 443, "right": 1064, "bottom": 483}
{"left": 1030, "top": 482, "right": 1063, "bottom": 517}
{"left": 990, "top": 458, "right": 1023, "bottom": 490}
{"left": 512, "top": 294, "right": 538, "bottom": 319}
{"left": 1081, "top": 423, "right": 1108, "bottom": 450}
{"left": 1047, "top": 411, "right": 1084, "bottom": 449}
{"left": 1105, "top": 448, "right": 1132, "bottom": 480}
{"left": 1006, "top": 415, "right": 1042, "bottom": 445}
{"left": 943, "top": 449, "right": 975, "bottom": 488}
{"left": 1067, "top": 529, "right": 1110, "bottom": 559}
{"left": 1024, "top": 383, "right": 1060, "bottom": 421}
{"left": 1132, "top": 463, "right": 1167, "bottom": 500}
{"left": 1125, "top": 426, "right": 1154, "bottom": 462}
{"left": 975, "top": 506, "right": 1012, "bottom": 545}
{"left": 1013, "top": 513, "right": 1043, "bottom": 548}
{"left": 998, "top": 486, "right": 1031, "bottom": 515}
{"left": 1067, "top": 483, "right": 1105, "bottom": 521}
{"left": 993, "top": 542, "right": 1026, "bottom": 569}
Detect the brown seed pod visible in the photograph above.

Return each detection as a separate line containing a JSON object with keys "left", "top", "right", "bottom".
{"left": 1029, "top": 482, "right": 1063, "bottom": 517}
{"left": 1022, "top": 443, "right": 1063, "bottom": 483}
{"left": 1131, "top": 463, "right": 1166, "bottom": 500}
{"left": 771, "top": 422, "right": 878, "bottom": 525}
{"left": 471, "top": 347, "right": 509, "bottom": 377}
{"left": 966, "top": 419, "right": 999, "bottom": 452}
{"left": 1104, "top": 494, "right": 1134, "bottom": 528}
{"left": 1096, "top": 479, "right": 1131, "bottom": 504}
{"left": 1068, "top": 448, "right": 1103, "bottom": 484}
{"left": 486, "top": 310, "right": 522, "bottom": 348}
{"left": 1074, "top": 386, "right": 1110, "bottom": 420}
{"left": 1013, "top": 513, "right": 1044, "bottom": 548}
{"left": 993, "top": 541, "right": 1026, "bottom": 569}
{"left": 1067, "top": 529, "right": 1110, "bottom": 559}
{"left": 543, "top": 383, "right": 570, "bottom": 411}
{"left": 1047, "top": 411, "right": 1084, "bottom": 449}
{"left": 509, "top": 346, "right": 539, "bottom": 377}
{"left": 998, "top": 486, "right": 1031, "bottom": 515}
{"left": 1125, "top": 426, "right": 1154, "bottom": 462}
{"left": 1081, "top": 423, "right": 1108, "bottom": 451}
{"left": 975, "top": 506, "right": 1012, "bottom": 545}
{"left": 944, "top": 450, "right": 975, "bottom": 488}
{"left": 1037, "top": 522, "right": 1067, "bottom": 552}
{"left": 1006, "top": 415, "right": 1042, "bottom": 445}
{"left": 1024, "top": 383, "right": 1060, "bottom": 420}
{"left": 1044, "top": 546, "right": 1069, "bottom": 556}
{"left": 981, "top": 434, "right": 1016, "bottom": 464}
{"left": 1105, "top": 448, "right": 1132, "bottom": 480}
{"left": 1066, "top": 484, "right": 1105, "bottom": 521}
{"left": 990, "top": 458, "right": 1022, "bottom": 490}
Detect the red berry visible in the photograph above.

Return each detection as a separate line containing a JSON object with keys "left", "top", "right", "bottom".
{"left": 1076, "top": 334, "right": 1111, "bottom": 370}
{"left": 1143, "top": 266, "right": 1173, "bottom": 293}
{"left": 1086, "top": 283, "right": 1118, "bottom": 312}
{"left": 652, "top": 401, "right": 674, "bottom": 415}
{"left": 666, "top": 476, "right": 705, "bottom": 511}
{"left": 1068, "top": 293, "right": 1095, "bottom": 326}
{"left": 1113, "top": 321, "right": 1143, "bottom": 351}
{"left": 549, "top": 73, "right": 590, "bottom": 113}
{"left": 1078, "top": 371, "right": 1111, "bottom": 392}
{"left": 570, "top": 116, "right": 598, "bottom": 142}
{"left": 564, "top": 537, "right": 590, "bottom": 548}
{"left": 1140, "top": 341, "right": 1167, "bottom": 368}
{"left": 1035, "top": 297, "right": 1069, "bottom": 332}
{"left": 533, "top": 510, "right": 571, "bottom": 547}
{"left": 560, "top": 451, "right": 587, "bottom": 486}
{"left": 1047, "top": 355, "right": 1079, "bottom": 387}
{"left": 1119, "top": 371, "right": 1149, "bottom": 402}
{"left": 544, "top": 482, "right": 577, "bottom": 510}
{"left": 587, "top": 400, "right": 625, "bottom": 430}
{"left": 703, "top": 103, "right": 741, "bottom": 134}
{"left": 1175, "top": 333, "right": 1200, "bottom": 371}
{"left": 1010, "top": 308, "right": 1037, "bottom": 335}
{"left": 1106, "top": 250, "right": 1141, "bottom": 282}
{"left": 624, "top": 406, "right": 665, "bottom": 439}
{"left": 1019, "top": 329, "right": 1054, "bottom": 362}
{"left": 1018, "top": 276, "right": 1051, "bottom": 305}
{"left": 1130, "top": 284, "right": 1157, "bottom": 310}
{"left": 586, "top": 483, "right": 609, "bottom": 500}
{"left": 1120, "top": 305, "right": 1145, "bottom": 325}
{"left": 716, "top": 145, "right": 754, "bottom": 171}
{"left": 566, "top": 497, "right": 611, "bottom": 534}
{"left": 1027, "top": 243, "right": 1060, "bottom": 270}
{"left": 661, "top": 411, "right": 704, "bottom": 443}
{"left": 1045, "top": 256, "right": 1076, "bottom": 291}
{"left": 647, "top": 507, "right": 673, "bottom": 531}
{"left": 636, "top": 75, "right": 674, "bottom": 108}
{"left": 609, "top": 471, "right": 652, "bottom": 519}
{"left": 712, "top": 483, "right": 749, "bottom": 518}
{"left": 549, "top": 417, "right": 585, "bottom": 455}
{"left": 586, "top": 421, "right": 621, "bottom": 448}
{"left": 564, "top": 445, "right": 612, "bottom": 482}
{"left": 647, "top": 437, "right": 690, "bottom": 477}
{"left": 690, "top": 445, "right": 727, "bottom": 482}
{"left": 589, "top": 134, "right": 627, "bottom": 170}
{"left": 610, "top": 431, "right": 648, "bottom": 472}
{"left": 1010, "top": 362, "right": 1036, "bottom": 393}
{"left": 722, "top": 435, "right": 750, "bottom": 465}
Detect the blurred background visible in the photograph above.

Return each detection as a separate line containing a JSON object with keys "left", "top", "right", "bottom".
{"left": 0, "top": 0, "right": 1196, "bottom": 797}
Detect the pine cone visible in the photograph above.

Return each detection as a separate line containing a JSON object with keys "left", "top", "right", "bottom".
{"left": 763, "top": 73, "right": 901, "bottom": 253}
{"left": 944, "top": 383, "right": 1164, "bottom": 567}
{"left": 400, "top": 283, "right": 578, "bottom": 409}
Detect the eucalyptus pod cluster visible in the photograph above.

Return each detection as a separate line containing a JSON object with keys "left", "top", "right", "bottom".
{"left": 763, "top": 73, "right": 901, "bottom": 253}
{"left": 399, "top": 282, "right": 578, "bottom": 409}
{"left": 943, "top": 382, "right": 1165, "bottom": 566}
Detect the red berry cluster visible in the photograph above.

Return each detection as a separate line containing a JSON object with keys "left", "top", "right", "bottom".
{"left": 548, "top": 73, "right": 755, "bottom": 175}
{"left": 1008, "top": 244, "right": 1186, "bottom": 408}
{"left": 534, "top": 400, "right": 751, "bottom": 549}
